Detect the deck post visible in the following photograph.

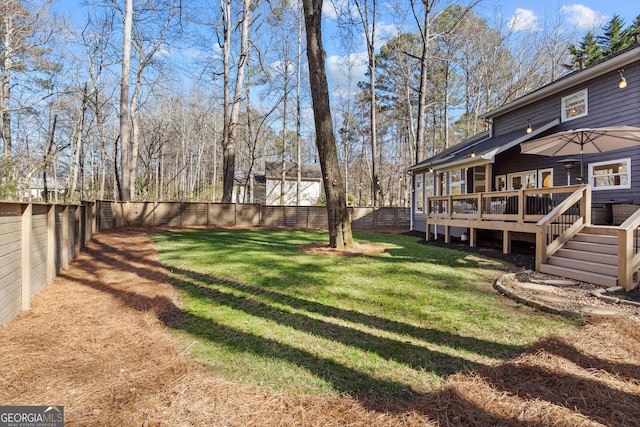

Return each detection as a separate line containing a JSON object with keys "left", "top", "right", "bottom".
{"left": 582, "top": 185, "right": 592, "bottom": 225}
{"left": 535, "top": 227, "right": 545, "bottom": 272}
{"left": 517, "top": 189, "right": 525, "bottom": 223}
{"left": 444, "top": 225, "right": 450, "bottom": 243}
{"left": 502, "top": 229, "right": 511, "bottom": 254}
{"left": 469, "top": 227, "right": 477, "bottom": 248}
{"left": 618, "top": 228, "right": 633, "bottom": 290}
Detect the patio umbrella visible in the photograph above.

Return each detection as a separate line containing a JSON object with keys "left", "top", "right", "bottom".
{"left": 520, "top": 126, "right": 640, "bottom": 182}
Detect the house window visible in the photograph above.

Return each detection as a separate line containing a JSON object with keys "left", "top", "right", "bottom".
{"left": 539, "top": 168, "right": 553, "bottom": 188}
{"left": 495, "top": 175, "right": 506, "bottom": 191}
{"left": 425, "top": 172, "right": 434, "bottom": 198}
{"left": 561, "top": 89, "right": 588, "bottom": 122}
{"left": 414, "top": 173, "right": 424, "bottom": 213}
{"left": 589, "top": 158, "right": 631, "bottom": 190}
{"left": 507, "top": 170, "right": 537, "bottom": 190}
{"left": 449, "top": 169, "right": 465, "bottom": 195}
{"left": 474, "top": 165, "right": 486, "bottom": 193}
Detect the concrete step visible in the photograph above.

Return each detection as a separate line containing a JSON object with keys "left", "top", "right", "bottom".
{"left": 554, "top": 248, "right": 618, "bottom": 265}
{"left": 564, "top": 240, "right": 618, "bottom": 255}
{"left": 539, "top": 264, "right": 617, "bottom": 288}
{"left": 546, "top": 255, "right": 618, "bottom": 276}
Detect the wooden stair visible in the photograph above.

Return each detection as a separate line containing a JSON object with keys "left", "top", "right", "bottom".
{"left": 540, "top": 227, "right": 619, "bottom": 287}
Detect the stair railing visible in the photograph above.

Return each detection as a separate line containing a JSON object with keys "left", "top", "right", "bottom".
{"left": 617, "top": 207, "right": 640, "bottom": 290}
{"left": 535, "top": 185, "right": 590, "bottom": 271}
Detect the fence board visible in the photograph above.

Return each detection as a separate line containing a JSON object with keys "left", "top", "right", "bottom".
{"left": 0, "top": 201, "right": 92, "bottom": 326}
{"left": 183, "top": 203, "right": 208, "bottom": 226}
{"left": 307, "top": 207, "right": 328, "bottom": 229}
{"left": 209, "top": 204, "right": 237, "bottom": 226}
{"left": 31, "top": 211, "right": 48, "bottom": 296}
{"left": 0, "top": 276, "right": 21, "bottom": 326}
{"left": 235, "top": 204, "right": 261, "bottom": 227}
{"left": 95, "top": 201, "right": 409, "bottom": 230}
{"left": 261, "top": 206, "right": 285, "bottom": 227}
{"left": 68, "top": 207, "right": 77, "bottom": 258}
{"left": 55, "top": 206, "right": 63, "bottom": 275}
{"left": 99, "top": 202, "right": 116, "bottom": 229}
{"left": 0, "top": 211, "right": 22, "bottom": 325}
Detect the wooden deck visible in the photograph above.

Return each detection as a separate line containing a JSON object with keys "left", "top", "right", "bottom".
{"left": 424, "top": 185, "right": 640, "bottom": 290}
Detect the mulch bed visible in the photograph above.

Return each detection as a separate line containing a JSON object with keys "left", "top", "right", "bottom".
{"left": 1, "top": 229, "right": 640, "bottom": 426}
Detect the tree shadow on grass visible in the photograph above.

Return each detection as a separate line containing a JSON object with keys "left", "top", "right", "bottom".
{"left": 171, "top": 273, "right": 479, "bottom": 378}
{"left": 170, "top": 266, "right": 526, "bottom": 361}
{"left": 66, "top": 231, "right": 640, "bottom": 426}
{"left": 79, "top": 233, "right": 528, "bottom": 362}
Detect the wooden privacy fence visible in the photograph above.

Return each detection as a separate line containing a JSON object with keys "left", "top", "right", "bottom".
{"left": 96, "top": 201, "right": 411, "bottom": 231}
{"left": 0, "top": 201, "right": 98, "bottom": 326}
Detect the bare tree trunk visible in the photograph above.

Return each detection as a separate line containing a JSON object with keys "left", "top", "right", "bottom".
{"left": 354, "top": 0, "right": 378, "bottom": 206}
{"left": 414, "top": 0, "right": 433, "bottom": 163}
{"left": 221, "top": 0, "right": 250, "bottom": 203}
{"left": 302, "top": 0, "right": 353, "bottom": 248}
{"left": 296, "top": 4, "right": 303, "bottom": 205}
{"left": 43, "top": 115, "right": 57, "bottom": 203}
{"left": 119, "top": 0, "right": 133, "bottom": 201}
{"left": 1, "top": 66, "right": 10, "bottom": 158}
{"left": 69, "top": 83, "right": 88, "bottom": 198}
{"left": 1, "top": 16, "right": 13, "bottom": 158}
{"left": 281, "top": 63, "right": 288, "bottom": 205}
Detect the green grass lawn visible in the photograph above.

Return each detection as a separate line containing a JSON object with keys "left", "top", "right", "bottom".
{"left": 151, "top": 229, "right": 581, "bottom": 398}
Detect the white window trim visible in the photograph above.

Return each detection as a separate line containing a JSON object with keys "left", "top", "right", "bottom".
{"left": 507, "top": 170, "right": 537, "bottom": 190}
{"left": 414, "top": 173, "right": 424, "bottom": 213}
{"left": 588, "top": 158, "right": 632, "bottom": 191}
{"left": 495, "top": 175, "right": 506, "bottom": 191}
{"left": 538, "top": 168, "right": 554, "bottom": 188}
{"left": 449, "top": 169, "right": 465, "bottom": 195}
{"left": 561, "top": 89, "right": 588, "bottom": 122}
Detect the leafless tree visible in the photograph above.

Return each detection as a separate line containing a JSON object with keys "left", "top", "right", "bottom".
{"left": 302, "top": 0, "right": 352, "bottom": 248}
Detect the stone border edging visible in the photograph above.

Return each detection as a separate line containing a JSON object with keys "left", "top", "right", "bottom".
{"left": 494, "top": 274, "right": 578, "bottom": 318}
{"left": 494, "top": 273, "right": 640, "bottom": 318}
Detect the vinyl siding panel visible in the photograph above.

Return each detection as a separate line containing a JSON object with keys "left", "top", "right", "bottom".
{"left": 493, "top": 62, "right": 640, "bottom": 137}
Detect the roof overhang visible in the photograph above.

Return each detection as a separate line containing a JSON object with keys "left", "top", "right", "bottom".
{"left": 411, "top": 118, "right": 560, "bottom": 173}
{"left": 490, "top": 118, "right": 560, "bottom": 156}
{"left": 482, "top": 45, "right": 640, "bottom": 119}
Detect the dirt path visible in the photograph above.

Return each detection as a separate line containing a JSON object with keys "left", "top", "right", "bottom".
{"left": 1, "top": 229, "right": 640, "bottom": 426}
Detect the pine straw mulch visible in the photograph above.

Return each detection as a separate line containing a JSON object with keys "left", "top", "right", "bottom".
{"left": 1, "top": 229, "right": 640, "bottom": 426}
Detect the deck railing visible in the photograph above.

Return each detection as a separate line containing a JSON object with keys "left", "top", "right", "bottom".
{"left": 427, "top": 184, "right": 640, "bottom": 290}
{"left": 427, "top": 185, "right": 585, "bottom": 223}
{"left": 534, "top": 185, "right": 590, "bottom": 271}
{"left": 617, "top": 208, "right": 640, "bottom": 290}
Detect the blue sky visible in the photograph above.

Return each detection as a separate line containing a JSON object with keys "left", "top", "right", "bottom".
{"left": 322, "top": 1, "right": 639, "bottom": 95}
{"left": 53, "top": 1, "right": 638, "bottom": 106}
{"left": 495, "top": 1, "right": 638, "bottom": 32}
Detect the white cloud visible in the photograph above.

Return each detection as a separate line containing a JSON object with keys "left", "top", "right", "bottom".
{"left": 508, "top": 8, "right": 539, "bottom": 32}
{"left": 323, "top": 0, "right": 356, "bottom": 20}
{"left": 561, "top": 4, "right": 609, "bottom": 29}
{"left": 327, "top": 53, "right": 368, "bottom": 98}
{"left": 374, "top": 22, "right": 401, "bottom": 50}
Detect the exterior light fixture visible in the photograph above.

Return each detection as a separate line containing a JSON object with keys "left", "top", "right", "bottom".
{"left": 526, "top": 123, "right": 533, "bottom": 134}
{"left": 470, "top": 151, "right": 476, "bottom": 158}
{"left": 619, "top": 70, "right": 627, "bottom": 89}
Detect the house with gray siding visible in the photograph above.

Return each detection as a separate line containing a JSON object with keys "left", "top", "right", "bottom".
{"left": 408, "top": 43, "right": 640, "bottom": 290}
